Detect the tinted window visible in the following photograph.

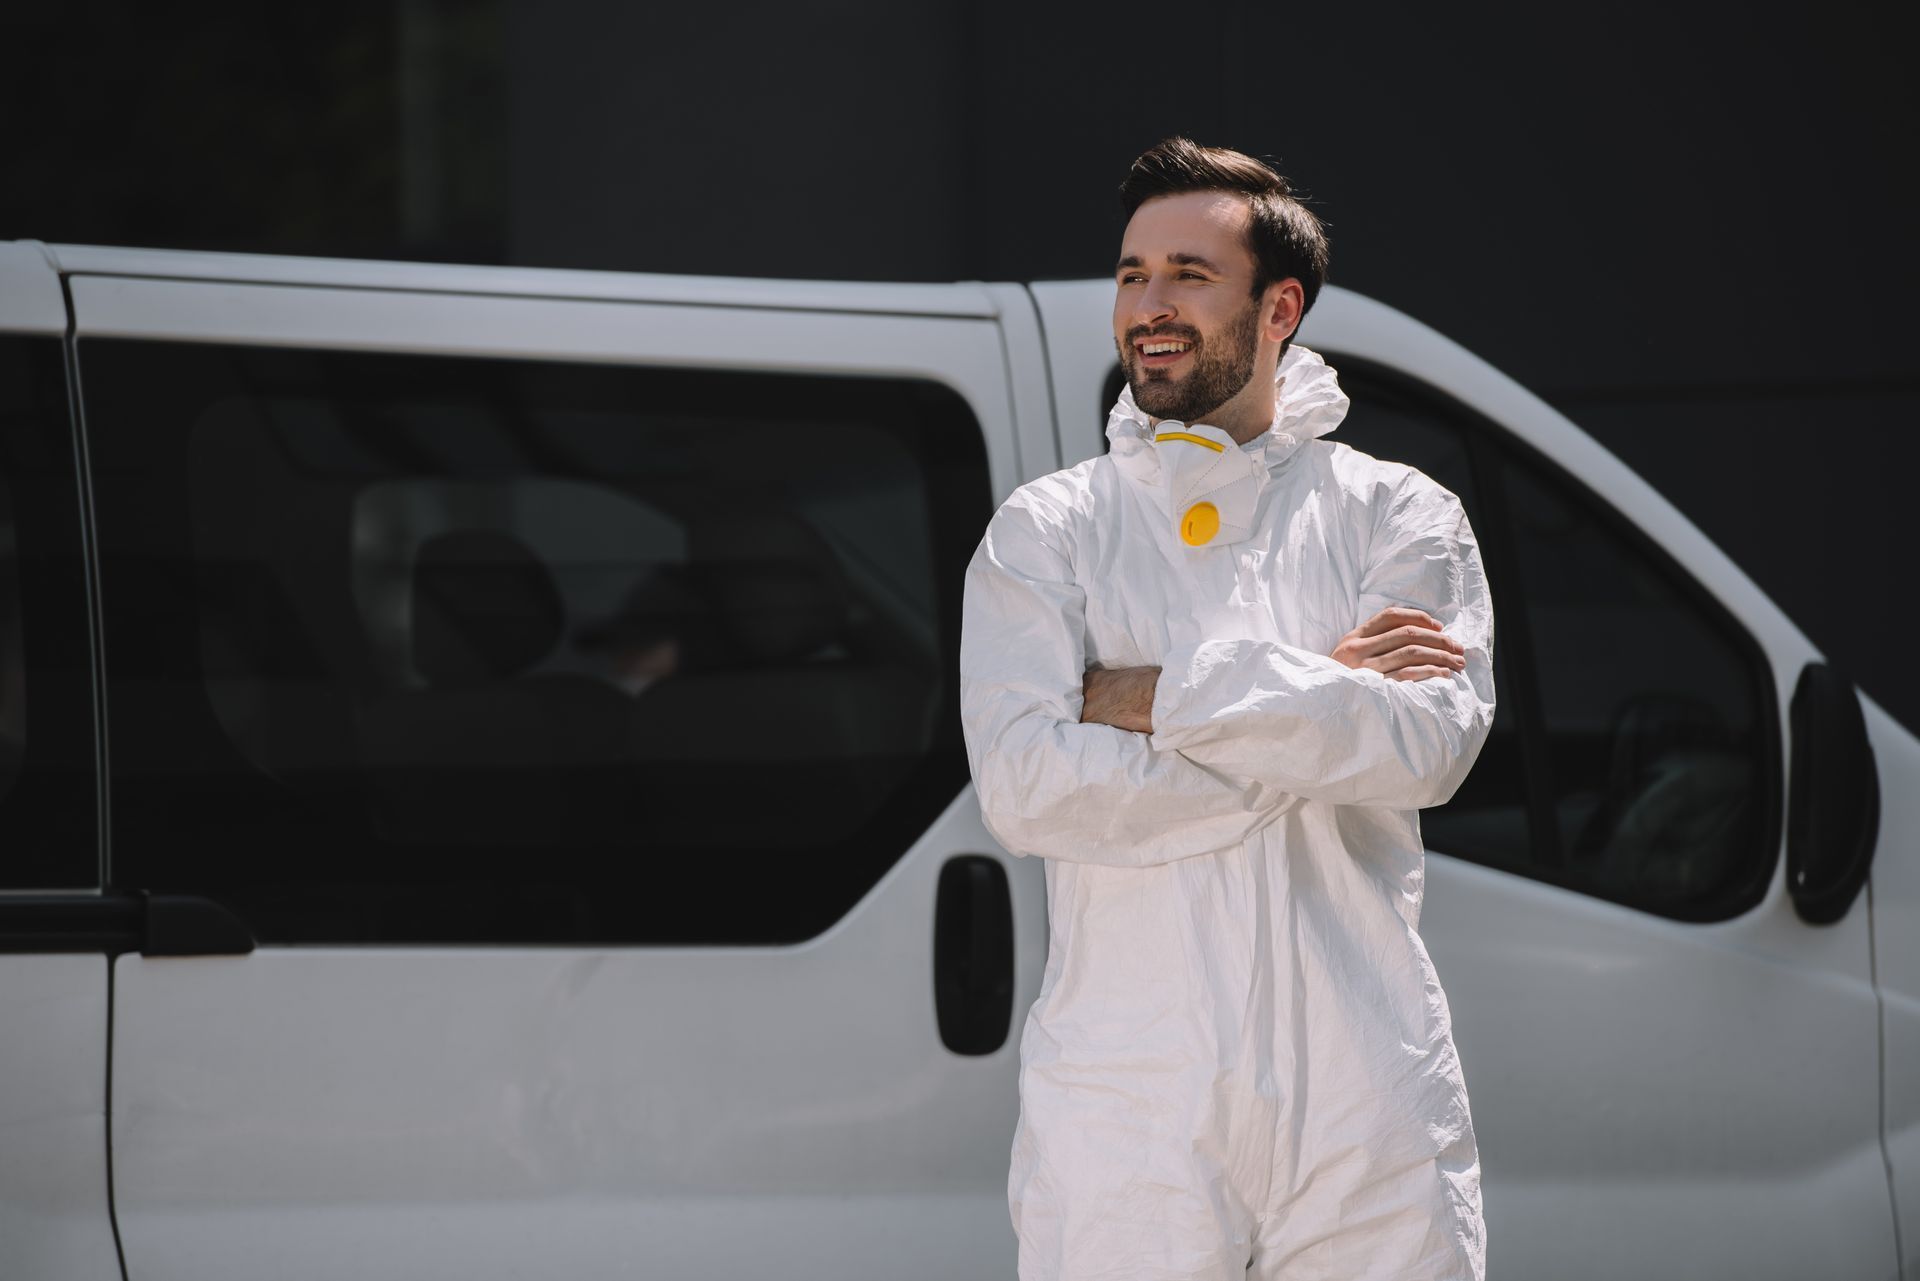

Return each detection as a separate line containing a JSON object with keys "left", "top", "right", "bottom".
{"left": 0, "top": 336, "right": 98, "bottom": 889}
{"left": 82, "top": 341, "right": 991, "bottom": 943}
{"left": 1501, "top": 452, "right": 1772, "bottom": 917}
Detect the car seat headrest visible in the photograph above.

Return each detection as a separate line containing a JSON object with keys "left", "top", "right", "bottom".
{"left": 690, "top": 514, "right": 847, "bottom": 663}
{"left": 412, "top": 530, "right": 565, "bottom": 687}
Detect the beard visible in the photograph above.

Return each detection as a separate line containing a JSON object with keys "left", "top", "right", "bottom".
{"left": 1119, "top": 296, "right": 1262, "bottom": 425}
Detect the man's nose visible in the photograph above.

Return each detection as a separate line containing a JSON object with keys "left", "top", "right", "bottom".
{"left": 1131, "top": 282, "right": 1177, "bottom": 330}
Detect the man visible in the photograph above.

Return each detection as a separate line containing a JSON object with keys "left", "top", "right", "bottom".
{"left": 958, "top": 138, "right": 1495, "bottom": 1280}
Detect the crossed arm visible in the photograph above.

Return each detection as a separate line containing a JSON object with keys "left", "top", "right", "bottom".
{"left": 1080, "top": 605, "right": 1466, "bottom": 732}
{"left": 957, "top": 479, "right": 1496, "bottom": 868}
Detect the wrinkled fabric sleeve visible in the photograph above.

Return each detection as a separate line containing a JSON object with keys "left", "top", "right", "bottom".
{"left": 1149, "top": 473, "right": 1496, "bottom": 809}
{"left": 959, "top": 491, "right": 1295, "bottom": 867}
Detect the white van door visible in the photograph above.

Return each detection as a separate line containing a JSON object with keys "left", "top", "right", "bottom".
{"left": 1870, "top": 694, "right": 1920, "bottom": 1278}
{"left": 1030, "top": 279, "right": 1900, "bottom": 1279}
{"left": 0, "top": 244, "right": 124, "bottom": 1281}
{"left": 62, "top": 247, "right": 1055, "bottom": 1281}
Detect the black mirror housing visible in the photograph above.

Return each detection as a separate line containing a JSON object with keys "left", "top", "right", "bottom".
{"left": 1787, "top": 663, "right": 1880, "bottom": 925}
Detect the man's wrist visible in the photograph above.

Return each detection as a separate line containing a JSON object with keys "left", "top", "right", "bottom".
{"left": 1081, "top": 664, "right": 1161, "bottom": 733}
{"left": 1122, "top": 665, "right": 1159, "bottom": 733}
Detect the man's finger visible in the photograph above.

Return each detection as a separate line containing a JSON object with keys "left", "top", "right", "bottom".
{"left": 1370, "top": 645, "right": 1467, "bottom": 674}
{"left": 1351, "top": 624, "right": 1465, "bottom": 662}
{"left": 1357, "top": 606, "right": 1441, "bottom": 638}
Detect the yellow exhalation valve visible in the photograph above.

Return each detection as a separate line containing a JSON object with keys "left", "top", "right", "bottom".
{"left": 1180, "top": 501, "right": 1220, "bottom": 546}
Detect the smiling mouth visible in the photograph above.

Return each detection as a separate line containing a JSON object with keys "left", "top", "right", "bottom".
{"left": 1135, "top": 338, "right": 1194, "bottom": 369}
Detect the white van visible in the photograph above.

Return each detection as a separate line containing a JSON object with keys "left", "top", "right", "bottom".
{"left": 0, "top": 240, "right": 1909, "bottom": 1281}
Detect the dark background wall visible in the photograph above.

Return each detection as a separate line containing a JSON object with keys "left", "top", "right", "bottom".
{"left": 8, "top": 0, "right": 1913, "bottom": 731}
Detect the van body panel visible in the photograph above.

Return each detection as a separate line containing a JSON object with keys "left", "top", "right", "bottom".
{"left": 1866, "top": 693, "right": 1920, "bottom": 1274}
{"left": 0, "top": 242, "right": 68, "bottom": 334}
{"left": 1025, "top": 278, "right": 1116, "bottom": 458}
{"left": 49, "top": 242, "right": 1003, "bottom": 318}
{"left": 1418, "top": 854, "right": 1893, "bottom": 1278}
{"left": 66, "top": 276, "right": 1027, "bottom": 507}
{"left": 78, "top": 265, "right": 1043, "bottom": 1279}
{"left": 974, "top": 282, "right": 1064, "bottom": 491}
{"left": 110, "top": 793, "right": 1026, "bottom": 1281}
{"left": 110, "top": 1195, "right": 1005, "bottom": 1281}
{"left": 0, "top": 246, "right": 120, "bottom": 1279}
{"left": 6, "top": 240, "right": 1907, "bottom": 1277}
{"left": 0, "top": 955, "right": 120, "bottom": 1281}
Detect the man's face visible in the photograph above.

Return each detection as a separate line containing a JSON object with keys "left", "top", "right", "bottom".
{"left": 1113, "top": 191, "right": 1266, "bottom": 425}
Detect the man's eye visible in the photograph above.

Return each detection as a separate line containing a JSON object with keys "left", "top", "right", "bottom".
{"left": 1179, "top": 271, "right": 1205, "bottom": 280}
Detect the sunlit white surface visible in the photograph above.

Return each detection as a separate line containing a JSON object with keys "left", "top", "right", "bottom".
{"left": 0, "top": 955, "right": 121, "bottom": 1281}
{"left": 1866, "top": 694, "right": 1920, "bottom": 1277}
{"left": 113, "top": 792, "right": 1048, "bottom": 1280}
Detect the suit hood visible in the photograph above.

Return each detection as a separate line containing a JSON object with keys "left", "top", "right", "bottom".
{"left": 1105, "top": 344, "right": 1351, "bottom": 485}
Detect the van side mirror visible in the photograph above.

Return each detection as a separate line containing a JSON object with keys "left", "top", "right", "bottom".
{"left": 1787, "top": 663, "right": 1879, "bottom": 924}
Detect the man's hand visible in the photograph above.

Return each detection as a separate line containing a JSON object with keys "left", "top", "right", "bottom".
{"left": 1331, "top": 607, "right": 1466, "bottom": 682}
{"left": 1081, "top": 665, "right": 1160, "bottom": 734}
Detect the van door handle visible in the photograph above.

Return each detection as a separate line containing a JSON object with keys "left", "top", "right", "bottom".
{"left": 933, "top": 855, "right": 1014, "bottom": 1056}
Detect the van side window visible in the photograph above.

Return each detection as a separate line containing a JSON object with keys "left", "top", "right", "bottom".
{"left": 1337, "top": 359, "right": 1775, "bottom": 921}
{"left": 1500, "top": 451, "right": 1772, "bottom": 917}
{"left": 80, "top": 342, "right": 992, "bottom": 944}
{"left": 0, "top": 336, "right": 98, "bottom": 889}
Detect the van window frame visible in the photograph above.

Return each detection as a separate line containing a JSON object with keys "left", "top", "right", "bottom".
{"left": 0, "top": 332, "right": 101, "bottom": 893}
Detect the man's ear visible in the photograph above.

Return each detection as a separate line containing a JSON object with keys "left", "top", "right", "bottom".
{"left": 1264, "top": 278, "right": 1305, "bottom": 344}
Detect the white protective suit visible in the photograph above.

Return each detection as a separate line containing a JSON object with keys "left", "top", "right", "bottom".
{"left": 959, "top": 345, "right": 1494, "bottom": 1280}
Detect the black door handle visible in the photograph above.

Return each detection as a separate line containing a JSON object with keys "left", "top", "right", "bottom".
{"left": 933, "top": 855, "right": 1013, "bottom": 1056}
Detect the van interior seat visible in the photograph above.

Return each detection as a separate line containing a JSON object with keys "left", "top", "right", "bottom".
{"left": 626, "top": 511, "right": 931, "bottom": 848}
{"left": 409, "top": 528, "right": 567, "bottom": 689}
{"left": 358, "top": 529, "right": 629, "bottom": 845}
{"left": 1573, "top": 692, "right": 1753, "bottom": 902}
{"left": 195, "top": 484, "right": 375, "bottom": 781}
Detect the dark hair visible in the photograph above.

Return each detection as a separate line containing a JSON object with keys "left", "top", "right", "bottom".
{"left": 1119, "top": 137, "right": 1329, "bottom": 332}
